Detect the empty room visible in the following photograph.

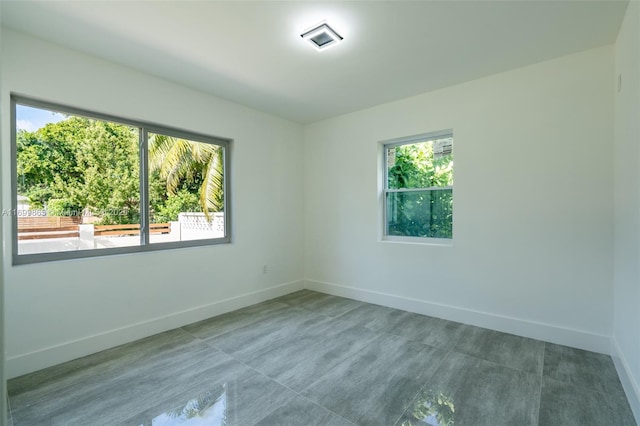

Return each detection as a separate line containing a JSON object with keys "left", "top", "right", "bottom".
{"left": 0, "top": 1, "right": 639, "bottom": 425}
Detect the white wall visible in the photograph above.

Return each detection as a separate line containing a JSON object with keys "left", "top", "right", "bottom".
{"left": 0, "top": 23, "right": 6, "bottom": 426}
{"left": 0, "top": 13, "right": 8, "bottom": 426}
{"left": 2, "top": 17, "right": 636, "bottom": 420}
{"left": 0, "top": 29, "right": 305, "bottom": 378}
{"left": 613, "top": 0, "right": 640, "bottom": 420}
{"left": 304, "top": 46, "right": 615, "bottom": 353}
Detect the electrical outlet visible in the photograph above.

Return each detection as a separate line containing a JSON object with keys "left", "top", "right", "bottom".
{"left": 262, "top": 265, "right": 268, "bottom": 274}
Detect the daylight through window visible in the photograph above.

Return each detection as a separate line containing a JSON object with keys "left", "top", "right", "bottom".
{"left": 383, "top": 132, "right": 453, "bottom": 240}
{"left": 12, "top": 96, "right": 230, "bottom": 264}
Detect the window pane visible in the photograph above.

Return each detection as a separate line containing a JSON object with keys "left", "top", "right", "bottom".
{"left": 386, "top": 189, "right": 453, "bottom": 238}
{"left": 16, "top": 104, "right": 140, "bottom": 255}
{"left": 387, "top": 137, "right": 453, "bottom": 190}
{"left": 148, "top": 132, "right": 225, "bottom": 243}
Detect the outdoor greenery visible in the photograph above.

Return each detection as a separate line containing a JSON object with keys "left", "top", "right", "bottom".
{"left": 386, "top": 140, "right": 453, "bottom": 238}
{"left": 400, "top": 389, "right": 455, "bottom": 426}
{"left": 149, "top": 132, "right": 224, "bottom": 221}
{"left": 17, "top": 116, "right": 224, "bottom": 225}
{"left": 152, "top": 189, "right": 200, "bottom": 224}
{"left": 18, "top": 113, "right": 447, "bottom": 239}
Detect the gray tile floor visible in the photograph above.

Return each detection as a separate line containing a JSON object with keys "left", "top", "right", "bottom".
{"left": 7, "top": 290, "right": 637, "bottom": 426}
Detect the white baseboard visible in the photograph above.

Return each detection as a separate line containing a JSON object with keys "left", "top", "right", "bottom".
{"left": 611, "top": 337, "right": 640, "bottom": 424}
{"left": 304, "top": 279, "right": 611, "bottom": 354}
{"left": 6, "top": 280, "right": 304, "bottom": 379}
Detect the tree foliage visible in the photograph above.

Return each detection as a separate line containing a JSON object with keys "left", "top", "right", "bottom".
{"left": 17, "top": 117, "right": 225, "bottom": 225}
{"left": 149, "top": 133, "right": 224, "bottom": 220}
{"left": 387, "top": 141, "right": 453, "bottom": 238}
{"left": 77, "top": 120, "right": 140, "bottom": 224}
{"left": 18, "top": 118, "right": 139, "bottom": 224}
{"left": 152, "top": 189, "right": 200, "bottom": 223}
{"left": 17, "top": 118, "right": 84, "bottom": 209}
{"left": 400, "top": 390, "right": 455, "bottom": 426}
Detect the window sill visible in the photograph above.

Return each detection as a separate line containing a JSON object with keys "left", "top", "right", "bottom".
{"left": 380, "top": 236, "right": 453, "bottom": 247}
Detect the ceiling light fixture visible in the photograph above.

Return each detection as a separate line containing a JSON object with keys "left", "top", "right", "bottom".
{"left": 301, "top": 22, "right": 343, "bottom": 51}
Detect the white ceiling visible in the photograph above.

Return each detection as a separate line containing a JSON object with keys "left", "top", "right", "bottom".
{"left": 0, "top": 1, "right": 629, "bottom": 124}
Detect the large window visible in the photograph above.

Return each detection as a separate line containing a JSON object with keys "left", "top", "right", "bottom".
{"left": 383, "top": 131, "right": 453, "bottom": 240}
{"left": 11, "top": 95, "right": 231, "bottom": 264}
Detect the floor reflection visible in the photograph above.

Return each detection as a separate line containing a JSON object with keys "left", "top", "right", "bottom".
{"left": 401, "top": 390, "right": 455, "bottom": 426}
{"left": 143, "top": 384, "right": 228, "bottom": 426}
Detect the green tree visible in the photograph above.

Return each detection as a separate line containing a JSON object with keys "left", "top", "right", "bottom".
{"left": 17, "top": 116, "right": 224, "bottom": 226}
{"left": 388, "top": 142, "right": 453, "bottom": 189}
{"left": 149, "top": 134, "right": 224, "bottom": 220}
{"left": 17, "top": 117, "right": 139, "bottom": 224}
{"left": 387, "top": 141, "right": 453, "bottom": 238}
{"left": 16, "top": 118, "right": 85, "bottom": 209}
{"left": 76, "top": 120, "right": 139, "bottom": 224}
{"left": 153, "top": 190, "right": 200, "bottom": 223}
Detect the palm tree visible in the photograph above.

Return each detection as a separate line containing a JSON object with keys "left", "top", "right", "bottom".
{"left": 148, "top": 133, "right": 224, "bottom": 220}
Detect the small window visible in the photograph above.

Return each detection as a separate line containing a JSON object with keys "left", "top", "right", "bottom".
{"left": 383, "top": 131, "right": 453, "bottom": 240}
{"left": 12, "top": 95, "right": 231, "bottom": 264}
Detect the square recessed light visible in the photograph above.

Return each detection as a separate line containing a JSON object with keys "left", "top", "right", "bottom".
{"left": 301, "top": 22, "right": 343, "bottom": 51}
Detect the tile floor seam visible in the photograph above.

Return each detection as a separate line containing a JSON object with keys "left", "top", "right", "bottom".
{"left": 391, "top": 347, "right": 456, "bottom": 426}
{"left": 375, "top": 328, "right": 444, "bottom": 350}
{"left": 286, "top": 395, "right": 359, "bottom": 426}
{"left": 193, "top": 311, "right": 354, "bottom": 355}
{"left": 328, "top": 303, "right": 365, "bottom": 319}
{"left": 187, "top": 322, "right": 299, "bottom": 390}
{"left": 330, "top": 308, "right": 351, "bottom": 321}
{"left": 10, "top": 291, "right": 635, "bottom": 426}
{"left": 194, "top": 336, "right": 235, "bottom": 357}
{"left": 292, "top": 305, "right": 349, "bottom": 321}
{"left": 250, "top": 323, "right": 381, "bottom": 394}
{"left": 331, "top": 318, "right": 445, "bottom": 352}
{"left": 8, "top": 344, "right": 218, "bottom": 404}
{"left": 217, "top": 320, "right": 401, "bottom": 425}
{"left": 228, "top": 354, "right": 357, "bottom": 426}
{"left": 296, "top": 331, "right": 447, "bottom": 426}
{"left": 282, "top": 331, "right": 385, "bottom": 396}
{"left": 232, "top": 356, "right": 300, "bottom": 395}
{"left": 178, "top": 326, "right": 199, "bottom": 339}
{"left": 534, "top": 342, "right": 545, "bottom": 426}
{"left": 542, "top": 348, "right": 625, "bottom": 396}
{"left": 334, "top": 312, "right": 405, "bottom": 335}
{"left": 241, "top": 393, "right": 295, "bottom": 426}
{"left": 177, "top": 328, "right": 210, "bottom": 344}
{"left": 449, "top": 348, "right": 543, "bottom": 376}
{"left": 7, "top": 395, "right": 13, "bottom": 426}
{"left": 354, "top": 320, "right": 466, "bottom": 353}
{"left": 541, "top": 374, "right": 629, "bottom": 400}
{"left": 178, "top": 301, "right": 293, "bottom": 339}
